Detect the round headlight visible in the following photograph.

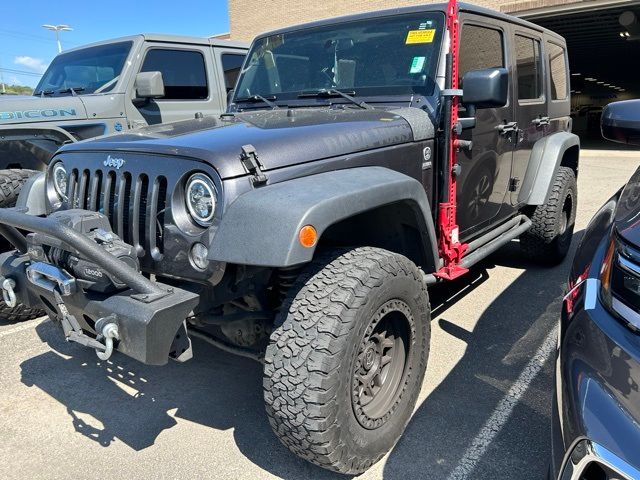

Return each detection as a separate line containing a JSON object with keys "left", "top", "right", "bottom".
{"left": 186, "top": 173, "right": 216, "bottom": 227}
{"left": 52, "top": 163, "right": 68, "bottom": 199}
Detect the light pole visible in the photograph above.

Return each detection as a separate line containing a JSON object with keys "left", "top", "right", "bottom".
{"left": 42, "top": 24, "right": 73, "bottom": 53}
{"left": 0, "top": 60, "right": 5, "bottom": 94}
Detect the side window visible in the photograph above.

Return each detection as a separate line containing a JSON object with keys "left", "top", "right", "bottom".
{"left": 459, "top": 24, "right": 504, "bottom": 85}
{"left": 221, "top": 54, "right": 246, "bottom": 93}
{"left": 515, "top": 35, "right": 543, "bottom": 100}
{"left": 141, "top": 49, "right": 208, "bottom": 100}
{"left": 547, "top": 42, "right": 568, "bottom": 100}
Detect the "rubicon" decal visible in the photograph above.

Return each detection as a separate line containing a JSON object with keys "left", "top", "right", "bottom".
{"left": 0, "top": 108, "right": 77, "bottom": 121}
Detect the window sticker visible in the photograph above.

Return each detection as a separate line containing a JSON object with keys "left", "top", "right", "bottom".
{"left": 406, "top": 29, "right": 436, "bottom": 44}
{"left": 409, "top": 56, "right": 426, "bottom": 74}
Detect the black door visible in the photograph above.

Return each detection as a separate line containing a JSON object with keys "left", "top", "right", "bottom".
{"left": 510, "top": 31, "right": 547, "bottom": 205}
{"left": 457, "top": 17, "right": 515, "bottom": 238}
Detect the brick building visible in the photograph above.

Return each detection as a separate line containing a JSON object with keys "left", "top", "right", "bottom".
{"left": 229, "top": 0, "right": 591, "bottom": 42}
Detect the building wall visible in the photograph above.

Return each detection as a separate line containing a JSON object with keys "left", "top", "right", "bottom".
{"left": 228, "top": 0, "right": 586, "bottom": 41}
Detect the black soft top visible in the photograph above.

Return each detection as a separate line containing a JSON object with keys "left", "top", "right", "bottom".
{"left": 258, "top": 2, "right": 565, "bottom": 43}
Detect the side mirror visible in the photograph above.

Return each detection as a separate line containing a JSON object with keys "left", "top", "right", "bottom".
{"left": 135, "top": 71, "right": 165, "bottom": 99}
{"left": 602, "top": 100, "right": 640, "bottom": 145}
{"left": 462, "top": 67, "right": 509, "bottom": 110}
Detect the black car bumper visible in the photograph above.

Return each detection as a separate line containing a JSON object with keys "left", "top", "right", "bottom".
{"left": 552, "top": 275, "right": 640, "bottom": 479}
{"left": 0, "top": 208, "right": 198, "bottom": 365}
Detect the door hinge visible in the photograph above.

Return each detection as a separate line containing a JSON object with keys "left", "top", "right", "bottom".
{"left": 508, "top": 177, "right": 520, "bottom": 192}
{"left": 240, "top": 144, "right": 268, "bottom": 186}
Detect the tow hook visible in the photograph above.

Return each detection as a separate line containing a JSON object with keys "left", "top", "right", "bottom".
{"left": 95, "top": 319, "right": 120, "bottom": 361}
{"left": 1, "top": 278, "right": 17, "bottom": 308}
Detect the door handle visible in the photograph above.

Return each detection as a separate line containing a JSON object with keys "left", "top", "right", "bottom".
{"left": 532, "top": 116, "right": 550, "bottom": 127}
{"left": 497, "top": 121, "right": 518, "bottom": 135}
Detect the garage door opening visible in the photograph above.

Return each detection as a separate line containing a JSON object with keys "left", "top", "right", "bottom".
{"left": 526, "top": 2, "right": 640, "bottom": 148}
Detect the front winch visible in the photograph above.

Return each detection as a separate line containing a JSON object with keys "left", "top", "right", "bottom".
{"left": 0, "top": 206, "right": 200, "bottom": 365}
{"left": 27, "top": 210, "right": 139, "bottom": 294}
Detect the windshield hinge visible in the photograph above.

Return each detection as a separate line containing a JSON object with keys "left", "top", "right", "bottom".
{"left": 240, "top": 144, "right": 268, "bottom": 186}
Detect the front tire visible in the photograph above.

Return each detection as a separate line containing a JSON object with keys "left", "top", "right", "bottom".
{"left": 0, "top": 169, "right": 44, "bottom": 322}
{"left": 264, "top": 247, "right": 430, "bottom": 474}
{"left": 520, "top": 166, "right": 577, "bottom": 265}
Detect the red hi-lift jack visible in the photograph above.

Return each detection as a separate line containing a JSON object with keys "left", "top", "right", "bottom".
{"left": 434, "top": 0, "right": 469, "bottom": 281}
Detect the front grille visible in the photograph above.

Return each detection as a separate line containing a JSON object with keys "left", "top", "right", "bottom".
{"left": 67, "top": 168, "right": 167, "bottom": 260}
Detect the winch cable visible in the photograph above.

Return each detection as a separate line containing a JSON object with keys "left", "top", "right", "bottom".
{"left": 435, "top": 0, "right": 470, "bottom": 281}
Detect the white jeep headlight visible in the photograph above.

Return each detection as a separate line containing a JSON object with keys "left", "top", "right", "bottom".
{"left": 52, "top": 163, "right": 68, "bottom": 199}
{"left": 186, "top": 173, "right": 216, "bottom": 227}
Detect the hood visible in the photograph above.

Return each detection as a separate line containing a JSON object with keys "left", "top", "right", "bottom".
{"left": 614, "top": 166, "right": 640, "bottom": 249}
{"left": 0, "top": 95, "right": 87, "bottom": 124}
{"left": 58, "top": 107, "right": 433, "bottom": 178}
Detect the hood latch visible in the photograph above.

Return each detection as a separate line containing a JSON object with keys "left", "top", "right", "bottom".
{"left": 240, "top": 144, "right": 268, "bottom": 186}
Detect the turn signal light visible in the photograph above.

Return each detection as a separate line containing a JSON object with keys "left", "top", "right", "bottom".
{"left": 299, "top": 225, "right": 318, "bottom": 248}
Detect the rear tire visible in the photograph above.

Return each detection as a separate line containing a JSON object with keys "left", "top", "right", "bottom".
{"left": 264, "top": 247, "right": 430, "bottom": 474}
{"left": 520, "top": 166, "right": 577, "bottom": 265}
{"left": 0, "top": 169, "right": 44, "bottom": 323}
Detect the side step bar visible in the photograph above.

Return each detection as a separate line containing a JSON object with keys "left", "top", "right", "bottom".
{"left": 424, "top": 214, "right": 531, "bottom": 285}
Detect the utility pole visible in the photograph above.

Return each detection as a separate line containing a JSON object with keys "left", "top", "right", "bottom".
{"left": 0, "top": 59, "right": 6, "bottom": 94}
{"left": 42, "top": 24, "right": 73, "bottom": 53}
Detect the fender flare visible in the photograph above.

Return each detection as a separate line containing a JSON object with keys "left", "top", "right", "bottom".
{"left": 208, "top": 166, "right": 439, "bottom": 268}
{"left": 518, "top": 131, "right": 580, "bottom": 206}
{"left": 0, "top": 125, "right": 77, "bottom": 170}
{"left": 15, "top": 172, "right": 47, "bottom": 216}
{"left": 0, "top": 124, "right": 77, "bottom": 143}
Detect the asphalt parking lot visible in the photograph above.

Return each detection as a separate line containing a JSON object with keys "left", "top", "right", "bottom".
{"left": 1, "top": 150, "right": 639, "bottom": 480}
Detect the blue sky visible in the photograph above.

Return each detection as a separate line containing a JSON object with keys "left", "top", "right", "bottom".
{"left": 0, "top": 0, "right": 230, "bottom": 88}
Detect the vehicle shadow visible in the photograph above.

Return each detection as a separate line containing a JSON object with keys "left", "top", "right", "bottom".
{"left": 18, "top": 231, "right": 581, "bottom": 480}
{"left": 382, "top": 231, "right": 584, "bottom": 480}
{"left": 20, "top": 319, "right": 344, "bottom": 479}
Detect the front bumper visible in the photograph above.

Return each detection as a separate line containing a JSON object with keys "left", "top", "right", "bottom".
{"left": 553, "top": 277, "right": 640, "bottom": 479}
{"left": 0, "top": 208, "right": 198, "bottom": 365}
{"left": 558, "top": 439, "right": 640, "bottom": 480}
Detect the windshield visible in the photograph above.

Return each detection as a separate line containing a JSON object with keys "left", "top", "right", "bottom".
{"left": 34, "top": 41, "right": 132, "bottom": 96}
{"left": 234, "top": 12, "right": 444, "bottom": 104}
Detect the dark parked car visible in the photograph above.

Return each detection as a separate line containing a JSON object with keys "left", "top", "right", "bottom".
{"left": 551, "top": 99, "right": 640, "bottom": 480}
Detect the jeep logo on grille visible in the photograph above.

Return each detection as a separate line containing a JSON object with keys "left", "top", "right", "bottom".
{"left": 104, "top": 155, "right": 125, "bottom": 169}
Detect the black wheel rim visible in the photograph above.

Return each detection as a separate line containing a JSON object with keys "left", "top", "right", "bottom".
{"left": 557, "top": 192, "right": 573, "bottom": 248}
{"left": 351, "top": 299, "right": 413, "bottom": 429}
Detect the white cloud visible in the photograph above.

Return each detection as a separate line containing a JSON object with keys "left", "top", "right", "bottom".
{"left": 14, "top": 56, "right": 48, "bottom": 74}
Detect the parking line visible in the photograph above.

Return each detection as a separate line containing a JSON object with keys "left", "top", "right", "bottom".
{"left": 0, "top": 317, "right": 48, "bottom": 338}
{"left": 446, "top": 324, "right": 558, "bottom": 480}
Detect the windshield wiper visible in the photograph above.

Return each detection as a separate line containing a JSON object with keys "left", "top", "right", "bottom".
{"left": 298, "top": 89, "right": 372, "bottom": 109}
{"left": 235, "top": 94, "right": 279, "bottom": 109}
{"left": 35, "top": 90, "right": 54, "bottom": 97}
{"left": 58, "top": 87, "right": 85, "bottom": 96}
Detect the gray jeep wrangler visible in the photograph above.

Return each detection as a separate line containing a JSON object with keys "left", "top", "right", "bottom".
{"left": 0, "top": 34, "right": 247, "bottom": 233}
{"left": 0, "top": 2, "right": 578, "bottom": 474}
